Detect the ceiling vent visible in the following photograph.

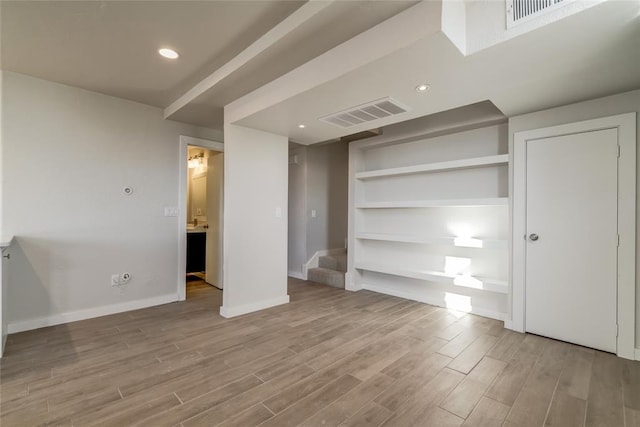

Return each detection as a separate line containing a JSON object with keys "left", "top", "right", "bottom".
{"left": 320, "top": 97, "right": 410, "bottom": 129}
{"left": 506, "top": 0, "right": 571, "bottom": 28}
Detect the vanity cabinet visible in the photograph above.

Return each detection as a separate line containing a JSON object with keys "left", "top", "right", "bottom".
{"left": 186, "top": 231, "right": 206, "bottom": 273}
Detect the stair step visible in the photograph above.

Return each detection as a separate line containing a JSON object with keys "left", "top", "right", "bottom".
{"left": 308, "top": 267, "right": 345, "bottom": 289}
{"left": 318, "top": 254, "right": 347, "bottom": 272}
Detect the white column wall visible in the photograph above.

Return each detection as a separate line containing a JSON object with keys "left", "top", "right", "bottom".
{"left": 221, "top": 124, "right": 289, "bottom": 317}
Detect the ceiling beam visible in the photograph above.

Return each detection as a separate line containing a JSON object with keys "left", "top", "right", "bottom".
{"left": 164, "top": 0, "right": 335, "bottom": 120}
{"left": 224, "top": 0, "right": 443, "bottom": 126}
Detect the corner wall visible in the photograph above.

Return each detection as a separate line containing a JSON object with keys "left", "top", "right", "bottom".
{"left": 221, "top": 124, "right": 289, "bottom": 317}
{"left": 1, "top": 72, "right": 221, "bottom": 332}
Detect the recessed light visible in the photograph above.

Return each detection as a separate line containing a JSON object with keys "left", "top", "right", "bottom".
{"left": 298, "top": 124, "right": 306, "bottom": 129}
{"left": 416, "top": 83, "right": 430, "bottom": 92}
{"left": 158, "top": 48, "right": 179, "bottom": 59}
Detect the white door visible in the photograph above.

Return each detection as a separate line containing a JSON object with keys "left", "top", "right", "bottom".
{"left": 205, "top": 153, "right": 224, "bottom": 289}
{"left": 525, "top": 128, "right": 618, "bottom": 353}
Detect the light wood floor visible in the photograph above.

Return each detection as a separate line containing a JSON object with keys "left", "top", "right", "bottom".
{"left": 1, "top": 278, "right": 639, "bottom": 426}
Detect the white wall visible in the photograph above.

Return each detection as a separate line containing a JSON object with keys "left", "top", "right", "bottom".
{"left": 221, "top": 124, "right": 289, "bottom": 317}
{"left": 508, "top": 89, "right": 640, "bottom": 346}
{"left": 464, "top": 0, "right": 604, "bottom": 54}
{"left": 1, "top": 72, "right": 221, "bottom": 332}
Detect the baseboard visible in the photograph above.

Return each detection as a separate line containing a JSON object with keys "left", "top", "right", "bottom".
{"left": 287, "top": 270, "right": 304, "bottom": 280}
{"left": 362, "top": 283, "right": 506, "bottom": 321}
{"left": 7, "top": 293, "right": 179, "bottom": 334}
{"left": 220, "top": 295, "right": 290, "bottom": 318}
{"left": 344, "top": 272, "right": 362, "bottom": 291}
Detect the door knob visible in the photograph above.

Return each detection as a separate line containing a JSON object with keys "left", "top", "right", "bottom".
{"left": 529, "top": 233, "right": 539, "bottom": 241}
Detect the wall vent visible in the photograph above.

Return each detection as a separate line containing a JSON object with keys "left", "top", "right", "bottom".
{"left": 320, "top": 97, "right": 410, "bottom": 129}
{"left": 506, "top": 0, "right": 571, "bottom": 28}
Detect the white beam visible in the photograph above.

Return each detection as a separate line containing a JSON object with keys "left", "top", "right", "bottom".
{"left": 164, "top": 0, "right": 334, "bottom": 120}
{"left": 224, "top": 0, "right": 443, "bottom": 125}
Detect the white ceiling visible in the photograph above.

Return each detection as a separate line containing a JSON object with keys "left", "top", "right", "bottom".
{"left": 2, "top": 0, "right": 638, "bottom": 143}
{"left": 0, "top": 1, "right": 306, "bottom": 106}
{"left": 232, "top": 0, "right": 640, "bottom": 144}
{"left": 0, "top": 0, "right": 417, "bottom": 129}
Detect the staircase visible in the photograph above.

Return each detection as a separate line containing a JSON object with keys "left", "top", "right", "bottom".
{"left": 307, "top": 253, "right": 347, "bottom": 289}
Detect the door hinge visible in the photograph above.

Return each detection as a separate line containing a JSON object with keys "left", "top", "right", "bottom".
{"left": 617, "top": 234, "right": 620, "bottom": 247}
{"left": 617, "top": 145, "right": 621, "bottom": 157}
{"left": 616, "top": 324, "right": 619, "bottom": 337}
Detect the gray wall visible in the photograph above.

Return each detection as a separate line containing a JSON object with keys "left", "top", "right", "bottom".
{"left": 288, "top": 146, "right": 307, "bottom": 277}
{"left": 288, "top": 140, "right": 348, "bottom": 276}
{"left": 1, "top": 71, "right": 221, "bottom": 330}
{"left": 508, "top": 89, "right": 640, "bottom": 346}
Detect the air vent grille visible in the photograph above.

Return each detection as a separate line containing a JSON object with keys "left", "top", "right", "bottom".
{"left": 320, "top": 97, "right": 410, "bottom": 129}
{"left": 507, "top": 0, "right": 570, "bottom": 28}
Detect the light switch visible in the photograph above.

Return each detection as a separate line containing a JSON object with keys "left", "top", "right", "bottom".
{"left": 311, "top": 209, "right": 317, "bottom": 218}
{"left": 275, "top": 207, "right": 282, "bottom": 218}
{"left": 164, "top": 207, "right": 178, "bottom": 217}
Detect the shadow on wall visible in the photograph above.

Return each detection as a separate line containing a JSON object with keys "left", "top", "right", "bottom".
{"left": 2, "top": 238, "right": 76, "bottom": 374}
{"left": 325, "top": 142, "right": 349, "bottom": 250}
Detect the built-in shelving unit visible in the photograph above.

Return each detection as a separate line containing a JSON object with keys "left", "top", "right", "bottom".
{"left": 347, "top": 104, "right": 509, "bottom": 321}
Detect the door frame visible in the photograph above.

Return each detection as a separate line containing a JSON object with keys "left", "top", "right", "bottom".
{"left": 178, "top": 135, "right": 224, "bottom": 301}
{"left": 511, "top": 113, "right": 636, "bottom": 359}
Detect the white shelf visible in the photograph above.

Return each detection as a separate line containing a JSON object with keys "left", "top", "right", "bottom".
{"left": 355, "top": 233, "right": 507, "bottom": 249}
{"left": 355, "top": 154, "right": 508, "bottom": 180}
{"left": 354, "top": 262, "right": 508, "bottom": 294}
{"left": 355, "top": 198, "right": 508, "bottom": 209}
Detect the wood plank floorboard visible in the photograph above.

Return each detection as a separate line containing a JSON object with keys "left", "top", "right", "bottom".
{"left": 1, "top": 278, "right": 639, "bottom": 426}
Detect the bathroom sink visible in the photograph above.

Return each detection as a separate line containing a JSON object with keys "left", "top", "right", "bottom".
{"left": 187, "top": 225, "right": 206, "bottom": 233}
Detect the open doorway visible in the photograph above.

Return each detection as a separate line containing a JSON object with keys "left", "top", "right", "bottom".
{"left": 178, "top": 136, "right": 224, "bottom": 301}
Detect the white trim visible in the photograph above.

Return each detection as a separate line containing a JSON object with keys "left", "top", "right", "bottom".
{"left": 635, "top": 348, "right": 640, "bottom": 361}
{"left": 0, "top": 236, "right": 13, "bottom": 249}
{"left": 180, "top": 136, "right": 225, "bottom": 152}
{"left": 288, "top": 270, "right": 304, "bottom": 280}
{"left": 362, "top": 283, "right": 506, "bottom": 321}
{"left": 7, "top": 294, "right": 178, "bottom": 334}
{"left": 511, "top": 112, "right": 636, "bottom": 359}
{"left": 178, "top": 135, "right": 224, "bottom": 301}
{"left": 302, "top": 248, "right": 346, "bottom": 280}
{"left": 345, "top": 272, "right": 361, "bottom": 291}
{"left": 219, "top": 295, "right": 290, "bottom": 318}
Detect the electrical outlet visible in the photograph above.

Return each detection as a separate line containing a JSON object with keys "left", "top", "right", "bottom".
{"left": 121, "top": 272, "right": 131, "bottom": 284}
{"left": 111, "top": 274, "right": 121, "bottom": 286}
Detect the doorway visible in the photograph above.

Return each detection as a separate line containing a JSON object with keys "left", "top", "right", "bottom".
{"left": 512, "top": 113, "right": 636, "bottom": 358}
{"left": 178, "top": 136, "right": 224, "bottom": 301}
